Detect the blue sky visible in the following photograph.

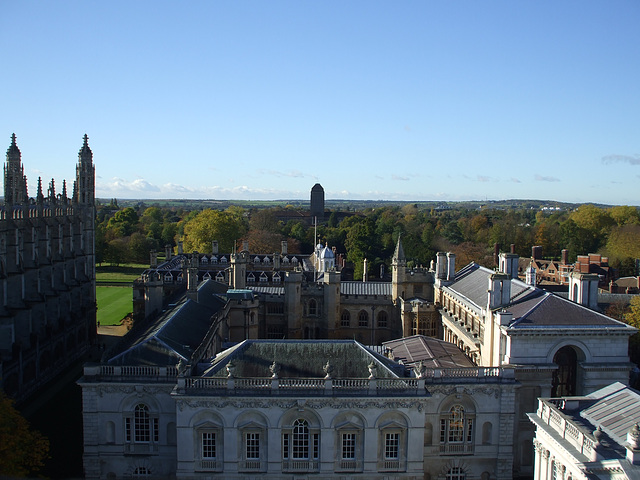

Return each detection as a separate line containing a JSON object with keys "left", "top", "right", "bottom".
{"left": 2, "top": 1, "right": 639, "bottom": 205}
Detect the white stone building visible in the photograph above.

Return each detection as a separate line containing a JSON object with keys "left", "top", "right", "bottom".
{"left": 433, "top": 252, "right": 637, "bottom": 476}
{"left": 528, "top": 382, "right": 640, "bottom": 479}
{"left": 80, "top": 338, "right": 517, "bottom": 479}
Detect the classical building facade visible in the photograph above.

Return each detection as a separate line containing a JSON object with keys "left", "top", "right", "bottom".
{"left": 80, "top": 338, "right": 517, "bottom": 479}
{"left": 83, "top": 234, "right": 636, "bottom": 478}
{"left": 529, "top": 382, "right": 640, "bottom": 479}
{"left": 1, "top": 134, "right": 96, "bottom": 402}
{"left": 434, "top": 252, "right": 636, "bottom": 476}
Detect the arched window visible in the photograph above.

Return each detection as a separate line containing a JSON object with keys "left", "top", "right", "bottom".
{"left": 282, "top": 418, "right": 319, "bottom": 472}
{"left": 439, "top": 405, "right": 474, "bottom": 454}
{"left": 552, "top": 346, "right": 578, "bottom": 397}
{"left": 446, "top": 467, "right": 466, "bottom": 480}
{"left": 125, "top": 404, "right": 158, "bottom": 450}
{"left": 377, "top": 311, "right": 388, "bottom": 328}
{"left": 341, "top": 310, "right": 350, "bottom": 327}
{"left": 358, "top": 310, "right": 368, "bottom": 327}
{"left": 293, "top": 419, "right": 310, "bottom": 459}
{"left": 135, "top": 404, "right": 150, "bottom": 442}
{"left": 132, "top": 466, "right": 151, "bottom": 477}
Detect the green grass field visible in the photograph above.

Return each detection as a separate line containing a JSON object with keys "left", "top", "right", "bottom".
{"left": 96, "top": 263, "right": 148, "bottom": 285}
{"left": 97, "top": 286, "right": 133, "bottom": 326}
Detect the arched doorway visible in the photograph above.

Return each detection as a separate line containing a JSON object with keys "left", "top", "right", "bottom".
{"left": 551, "top": 346, "right": 578, "bottom": 396}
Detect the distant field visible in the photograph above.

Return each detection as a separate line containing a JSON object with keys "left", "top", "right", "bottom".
{"left": 97, "top": 286, "right": 132, "bottom": 326}
{"left": 96, "top": 263, "right": 147, "bottom": 285}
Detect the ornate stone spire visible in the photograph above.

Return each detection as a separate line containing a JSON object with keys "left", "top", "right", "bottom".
{"left": 36, "top": 177, "right": 44, "bottom": 204}
{"left": 392, "top": 234, "right": 406, "bottom": 266}
{"left": 76, "top": 134, "right": 95, "bottom": 205}
{"left": 4, "top": 133, "right": 28, "bottom": 205}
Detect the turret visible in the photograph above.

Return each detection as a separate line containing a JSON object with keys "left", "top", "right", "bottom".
{"left": 4, "top": 133, "right": 28, "bottom": 205}
{"left": 392, "top": 236, "right": 407, "bottom": 301}
{"left": 568, "top": 272, "right": 599, "bottom": 310}
{"left": 488, "top": 272, "right": 511, "bottom": 310}
{"left": 75, "top": 134, "right": 95, "bottom": 206}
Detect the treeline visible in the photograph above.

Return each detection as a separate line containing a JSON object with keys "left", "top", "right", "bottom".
{"left": 95, "top": 200, "right": 640, "bottom": 278}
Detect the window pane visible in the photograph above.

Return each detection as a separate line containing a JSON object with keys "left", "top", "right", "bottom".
{"left": 292, "top": 419, "right": 309, "bottom": 459}
{"left": 134, "top": 405, "right": 150, "bottom": 443}
{"left": 246, "top": 433, "right": 260, "bottom": 459}
{"left": 384, "top": 432, "right": 399, "bottom": 459}
{"left": 202, "top": 432, "right": 216, "bottom": 459}
{"left": 342, "top": 433, "right": 356, "bottom": 460}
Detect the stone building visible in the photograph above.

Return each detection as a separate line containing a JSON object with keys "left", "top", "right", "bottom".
{"left": 80, "top": 337, "right": 517, "bottom": 479}
{"left": 83, "top": 235, "right": 636, "bottom": 478}
{"left": 0, "top": 134, "right": 96, "bottom": 402}
{"left": 133, "top": 237, "right": 439, "bottom": 346}
{"left": 434, "top": 251, "right": 636, "bottom": 477}
{"left": 529, "top": 382, "right": 640, "bottom": 479}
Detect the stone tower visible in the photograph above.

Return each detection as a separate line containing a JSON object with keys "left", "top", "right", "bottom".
{"left": 310, "top": 183, "right": 325, "bottom": 220}
{"left": 391, "top": 235, "right": 407, "bottom": 301}
{"left": 75, "top": 134, "right": 95, "bottom": 206}
{"left": 4, "top": 134, "right": 28, "bottom": 205}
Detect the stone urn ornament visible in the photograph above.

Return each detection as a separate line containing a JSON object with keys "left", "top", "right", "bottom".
{"left": 323, "top": 360, "right": 334, "bottom": 379}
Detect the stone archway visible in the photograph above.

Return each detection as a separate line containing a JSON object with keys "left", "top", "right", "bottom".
{"left": 551, "top": 345, "right": 578, "bottom": 397}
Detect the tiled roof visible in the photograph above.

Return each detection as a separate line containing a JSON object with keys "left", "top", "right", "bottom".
{"left": 201, "top": 339, "right": 406, "bottom": 379}
{"left": 383, "top": 335, "right": 475, "bottom": 369}
{"left": 108, "top": 279, "right": 226, "bottom": 366}
{"left": 341, "top": 281, "right": 392, "bottom": 296}
{"left": 582, "top": 382, "right": 640, "bottom": 447}
{"left": 446, "top": 263, "right": 634, "bottom": 330}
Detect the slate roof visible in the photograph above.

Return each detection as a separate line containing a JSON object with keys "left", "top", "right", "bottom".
{"left": 447, "top": 263, "right": 634, "bottom": 331}
{"left": 108, "top": 279, "right": 226, "bottom": 366}
{"left": 200, "top": 339, "right": 407, "bottom": 379}
{"left": 341, "top": 281, "right": 392, "bottom": 296}
{"left": 382, "top": 335, "right": 476, "bottom": 369}
{"left": 581, "top": 383, "right": 640, "bottom": 446}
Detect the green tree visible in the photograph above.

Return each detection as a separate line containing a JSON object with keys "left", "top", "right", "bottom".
{"left": 0, "top": 392, "right": 50, "bottom": 477}
{"left": 624, "top": 296, "right": 640, "bottom": 366}
{"left": 106, "top": 207, "right": 139, "bottom": 237}
{"left": 182, "top": 209, "right": 247, "bottom": 253}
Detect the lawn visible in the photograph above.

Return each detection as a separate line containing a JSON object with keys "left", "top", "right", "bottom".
{"left": 97, "top": 286, "right": 133, "bottom": 326}
{"left": 96, "top": 263, "right": 148, "bottom": 285}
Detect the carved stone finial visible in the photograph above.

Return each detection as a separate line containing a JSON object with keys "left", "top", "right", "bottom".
{"left": 593, "top": 425, "right": 604, "bottom": 445}
{"left": 368, "top": 361, "right": 377, "bottom": 379}
{"left": 176, "top": 358, "right": 187, "bottom": 376}
{"left": 226, "top": 360, "right": 236, "bottom": 378}
{"left": 323, "top": 360, "right": 334, "bottom": 379}
{"left": 628, "top": 423, "right": 640, "bottom": 450}
{"left": 269, "top": 361, "right": 281, "bottom": 379}
{"left": 414, "top": 360, "right": 427, "bottom": 379}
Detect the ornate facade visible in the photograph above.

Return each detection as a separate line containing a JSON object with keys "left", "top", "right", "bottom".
{"left": 80, "top": 339, "right": 517, "bottom": 479}
{"left": 83, "top": 224, "right": 637, "bottom": 479}
{"left": 1, "top": 134, "right": 96, "bottom": 402}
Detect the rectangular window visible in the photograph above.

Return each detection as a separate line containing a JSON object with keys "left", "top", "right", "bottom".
{"left": 153, "top": 418, "right": 159, "bottom": 443}
{"left": 312, "top": 433, "right": 319, "bottom": 460}
{"left": 341, "top": 433, "right": 356, "bottom": 460}
{"left": 384, "top": 433, "right": 399, "bottom": 459}
{"left": 440, "top": 419, "right": 446, "bottom": 443}
{"left": 449, "top": 419, "right": 464, "bottom": 443}
{"left": 283, "top": 433, "right": 289, "bottom": 460}
{"left": 246, "top": 433, "right": 260, "bottom": 460}
{"left": 135, "top": 417, "right": 150, "bottom": 443}
{"left": 466, "top": 419, "right": 474, "bottom": 443}
{"left": 202, "top": 432, "right": 216, "bottom": 459}
{"left": 125, "top": 418, "right": 131, "bottom": 442}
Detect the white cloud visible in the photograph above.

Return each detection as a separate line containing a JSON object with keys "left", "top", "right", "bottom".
{"left": 602, "top": 154, "right": 640, "bottom": 165}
